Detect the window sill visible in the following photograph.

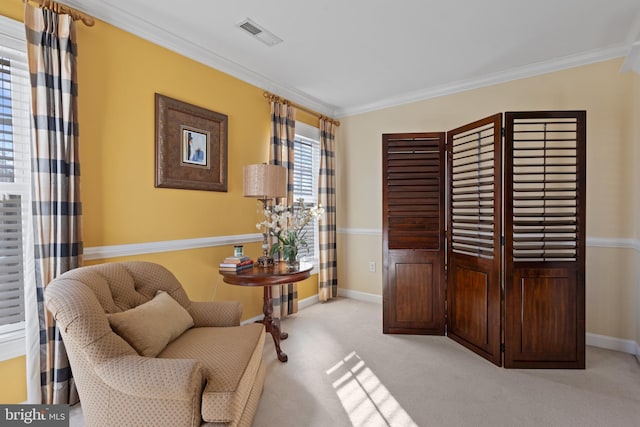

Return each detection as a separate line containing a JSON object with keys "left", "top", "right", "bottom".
{"left": 298, "top": 257, "right": 319, "bottom": 275}
{"left": 0, "top": 326, "right": 26, "bottom": 362}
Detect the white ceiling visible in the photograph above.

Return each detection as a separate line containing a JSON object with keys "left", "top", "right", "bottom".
{"left": 66, "top": 0, "right": 640, "bottom": 118}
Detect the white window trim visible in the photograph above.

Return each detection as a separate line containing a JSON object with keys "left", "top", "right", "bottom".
{"left": 294, "top": 122, "right": 321, "bottom": 273}
{"left": 0, "top": 15, "right": 30, "bottom": 362}
{"left": 296, "top": 121, "right": 320, "bottom": 141}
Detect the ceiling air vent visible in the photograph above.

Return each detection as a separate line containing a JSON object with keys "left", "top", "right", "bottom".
{"left": 237, "top": 18, "right": 283, "bottom": 47}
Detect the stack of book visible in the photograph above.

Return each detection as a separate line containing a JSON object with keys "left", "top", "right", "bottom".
{"left": 219, "top": 255, "right": 254, "bottom": 272}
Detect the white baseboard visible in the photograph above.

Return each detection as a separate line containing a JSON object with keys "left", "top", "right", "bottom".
{"left": 337, "top": 288, "right": 382, "bottom": 304}
{"left": 240, "top": 294, "right": 320, "bottom": 325}
{"left": 299, "top": 294, "right": 319, "bottom": 310}
{"left": 241, "top": 314, "right": 263, "bottom": 325}
{"left": 335, "top": 290, "right": 640, "bottom": 358}
{"left": 585, "top": 333, "right": 638, "bottom": 355}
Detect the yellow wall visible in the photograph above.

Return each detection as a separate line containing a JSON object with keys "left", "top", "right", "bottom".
{"left": 337, "top": 59, "right": 638, "bottom": 341}
{"left": 0, "top": 3, "right": 319, "bottom": 403}
{"left": 0, "top": 356, "right": 26, "bottom": 403}
{"left": 76, "top": 17, "right": 319, "bottom": 311}
{"left": 1, "top": 1, "right": 21, "bottom": 21}
{"left": 77, "top": 14, "right": 320, "bottom": 309}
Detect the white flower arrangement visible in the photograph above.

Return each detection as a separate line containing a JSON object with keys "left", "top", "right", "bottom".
{"left": 256, "top": 198, "right": 324, "bottom": 264}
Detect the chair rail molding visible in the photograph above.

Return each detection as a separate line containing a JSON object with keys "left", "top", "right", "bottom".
{"left": 84, "top": 233, "right": 262, "bottom": 260}
{"left": 337, "top": 227, "right": 382, "bottom": 236}
{"left": 586, "top": 237, "right": 640, "bottom": 251}
{"left": 339, "top": 229, "right": 639, "bottom": 251}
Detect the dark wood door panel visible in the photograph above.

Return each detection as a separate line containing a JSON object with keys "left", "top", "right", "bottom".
{"left": 449, "top": 264, "right": 489, "bottom": 345}
{"left": 383, "top": 250, "right": 445, "bottom": 334}
{"left": 505, "top": 265, "right": 583, "bottom": 367}
{"left": 396, "top": 262, "right": 434, "bottom": 323}
{"left": 520, "top": 272, "right": 576, "bottom": 357}
{"left": 448, "top": 254, "right": 501, "bottom": 365}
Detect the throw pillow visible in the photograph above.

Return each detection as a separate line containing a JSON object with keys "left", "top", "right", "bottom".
{"left": 107, "top": 291, "right": 194, "bottom": 357}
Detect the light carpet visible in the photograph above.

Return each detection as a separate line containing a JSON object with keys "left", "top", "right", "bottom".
{"left": 71, "top": 297, "right": 640, "bottom": 427}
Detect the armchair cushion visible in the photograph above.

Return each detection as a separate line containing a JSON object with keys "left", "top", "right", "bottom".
{"left": 158, "top": 323, "right": 265, "bottom": 423}
{"left": 107, "top": 290, "right": 194, "bottom": 357}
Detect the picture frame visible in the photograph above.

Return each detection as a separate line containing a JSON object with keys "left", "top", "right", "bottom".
{"left": 155, "top": 94, "right": 228, "bottom": 191}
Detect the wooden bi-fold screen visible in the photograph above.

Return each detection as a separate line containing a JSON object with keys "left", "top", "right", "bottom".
{"left": 382, "top": 111, "right": 585, "bottom": 369}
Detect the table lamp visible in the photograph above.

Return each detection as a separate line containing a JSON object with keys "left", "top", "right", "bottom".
{"left": 243, "top": 164, "right": 287, "bottom": 267}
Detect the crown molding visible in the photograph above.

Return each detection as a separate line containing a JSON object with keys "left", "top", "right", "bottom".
{"left": 621, "top": 12, "right": 640, "bottom": 73}
{"left": 336, "top": 44, "right": 628, "bottom": 117}
{"left": 62, "top": 0, "right": 338, "bottom": 117}
{"left": 621, "top": 40, "right": 640, "bottom": 73}
{"left": 58, "top": 2, "right": 640, "bottom": 118}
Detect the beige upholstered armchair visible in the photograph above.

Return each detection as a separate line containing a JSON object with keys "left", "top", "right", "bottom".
{"left": 45, "top": 261, "right": 266, "bottom": 427}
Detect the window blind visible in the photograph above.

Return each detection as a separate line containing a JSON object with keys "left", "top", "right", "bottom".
{"left": 1, "top": 58, "right": 15, "bottom": 183}
{"left": 293, "top": 135, "right": 320, "bottom": 260}
{"left": 0, "top": 195, "right": 23, "bottom": 327}
{"left": 0, "top": 30, "right": 32, "bottom": 332}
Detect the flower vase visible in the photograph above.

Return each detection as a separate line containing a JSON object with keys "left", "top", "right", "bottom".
{"left": 283, "top": 248, "right": 299, "bottom": 270}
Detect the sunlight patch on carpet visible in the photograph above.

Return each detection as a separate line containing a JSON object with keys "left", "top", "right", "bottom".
{"left": 327, "top": 351, "right": 418, "bottom": 427}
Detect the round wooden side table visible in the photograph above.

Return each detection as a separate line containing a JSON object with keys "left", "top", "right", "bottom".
{"left": 219, "top": 261, "right": 312, "bottom": 362}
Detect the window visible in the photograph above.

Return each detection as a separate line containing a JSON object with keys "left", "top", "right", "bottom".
{"left": 293, "top": 122, "right": 321, "bottom": 266}
{"left": 0, "top": 16, "right": 33, "bottom": 361}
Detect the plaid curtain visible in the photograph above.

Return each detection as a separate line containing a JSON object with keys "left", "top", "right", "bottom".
{"left": 24, "top": 4, "right": 82, "bottom": 405}
{"left": 318, "top": 119, "right": 337, "bottom": 301}
{"left": 269, "top": 101, "right": 298, "bottom": 318}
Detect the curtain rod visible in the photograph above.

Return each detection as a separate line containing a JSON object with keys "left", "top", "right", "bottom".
{"left": 263, "top": 92, "right": 340, "bottom": 127}
{"left": 24, "top": 0, "right": 95, "bottom": 26}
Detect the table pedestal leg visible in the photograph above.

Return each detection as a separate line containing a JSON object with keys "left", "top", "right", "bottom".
{"left": 259, "top": 285, "right": 288, "bottom": 362}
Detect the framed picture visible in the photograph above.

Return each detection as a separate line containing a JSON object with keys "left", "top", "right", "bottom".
{"left": 155, "top": 94, "right": 228, "bottom": 191}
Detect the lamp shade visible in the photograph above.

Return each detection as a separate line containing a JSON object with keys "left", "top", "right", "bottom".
{"left": 243, "top": 164, "right": 287, "bottom": 198}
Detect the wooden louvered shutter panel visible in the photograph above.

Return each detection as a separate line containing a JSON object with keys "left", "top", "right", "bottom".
{"left": 382, "top": 133, "right": 445, "bottom": 334}
{"left": 446, "top": 114, "right": 502, "bottom": 366}
{"left": 504, "top": 111, "right": 586, "bottom": 368}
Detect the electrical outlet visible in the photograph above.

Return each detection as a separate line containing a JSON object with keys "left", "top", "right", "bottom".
{"left": 369, "top": 261, "right": 376, "bottom": 272}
